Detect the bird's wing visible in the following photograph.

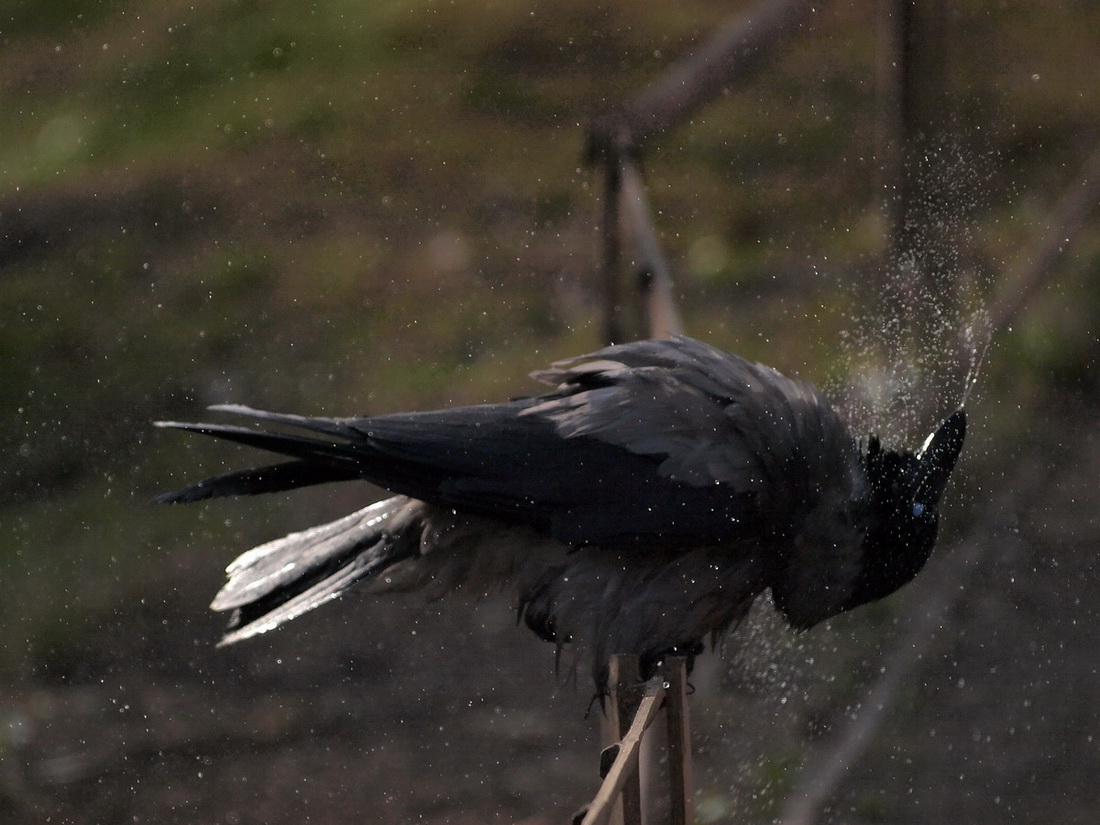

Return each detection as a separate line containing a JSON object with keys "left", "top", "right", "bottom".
{"left": 525, "top": 336, "right": 859, "bottom": 514}
{"left": 338, "top": 400, "right": 763, "bottom": 547}
{"left": 157, "top": 337, "right": 856, "bottom": 548}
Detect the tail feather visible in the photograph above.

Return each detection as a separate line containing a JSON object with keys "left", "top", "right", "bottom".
{"left": 211, "top": 497, "right": 418, "bottom": 643}
{"left": 154, "top": 460, "right": 361, "bottom": 503}
{"left": 153, "top": 410, "right": 371, "bottom": 502}
{"left": 206, "top": 403, "right": 355, "bottom": 439}
{"left": 153, "top": 419, "right": 356, "bottom": 465}
{"left": 220, "top": 549, "right": 391, "bottom": 645}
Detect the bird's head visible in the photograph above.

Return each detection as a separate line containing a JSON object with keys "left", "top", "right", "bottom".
{"left": 845, "top": 409, "right": 967, "bottom": 611}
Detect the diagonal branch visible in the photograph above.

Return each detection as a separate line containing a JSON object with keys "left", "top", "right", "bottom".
{"left": 587, "top": 0, "right": 826, "bottom": 159}
{"left": 778, "top": 456, "right": 1049, "bottom": 825}
{"left": 580, "top": 675, "right": 667, "bottom": 825}
{"left": 988, "top": 142, "right": 1100, "bottom": 338}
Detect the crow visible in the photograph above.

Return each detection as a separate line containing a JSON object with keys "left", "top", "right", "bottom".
{"left": 156, "top": 336, "right": 965, "bottom": 690}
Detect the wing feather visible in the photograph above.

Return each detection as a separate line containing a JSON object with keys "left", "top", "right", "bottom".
{"left": 156, "top": 337, "right": 858, "bottom": 549}
{"left": 526, "top": 336, "right": 858, "bottom": 517}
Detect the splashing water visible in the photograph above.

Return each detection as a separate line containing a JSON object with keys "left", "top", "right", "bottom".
{"left": 835, "top": 140, "right": 997, "bottom": 445}
{"left": 959, "top": 311, "right": 994, "bottom": 409}
{"left": 700, "top": 140, "right": 1000, "bottom": 819}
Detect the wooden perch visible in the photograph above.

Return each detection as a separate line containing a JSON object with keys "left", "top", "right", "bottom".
{"left": 575, "top": 656, "right": 695, "bottom": 825}
{"left": 662, "top": 657, "right": 695, "bottom": 825}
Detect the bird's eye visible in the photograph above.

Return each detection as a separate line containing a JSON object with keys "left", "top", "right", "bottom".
{"left": 912, "top": 502, "right": 926, "bottom": 518}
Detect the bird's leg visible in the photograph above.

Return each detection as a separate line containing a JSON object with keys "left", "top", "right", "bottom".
{"left": 641, "top": 640, "right": 704, "bottom": 683}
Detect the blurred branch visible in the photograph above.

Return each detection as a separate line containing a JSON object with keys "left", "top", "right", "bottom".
{"left": 599, "top": 159, "right": 627, "bottom": 344}
{"left": 883, "top": 0, "right": 953, "bottom": 273}
{"left": 620, "top": 160, "right": 684, "bottom": 339}
{"left": 988, "top": 143, "right": 1100, "bottom": 338}
{"left": 587, "top": 0, "right": 825, "bottom": 159}
{"left": 778, "top": 456, "right": 1048, "bottom": 825}
{"left": 587, "top": 0, "right": 824, "bottom": 344}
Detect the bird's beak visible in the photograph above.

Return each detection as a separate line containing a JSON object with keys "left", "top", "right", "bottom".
{"left": 914, "top": 409, "right": 966, "bottom": 508}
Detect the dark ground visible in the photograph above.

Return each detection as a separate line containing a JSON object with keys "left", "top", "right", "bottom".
{"left": 5, "top": 402, "right": 1099, "bottom": 825}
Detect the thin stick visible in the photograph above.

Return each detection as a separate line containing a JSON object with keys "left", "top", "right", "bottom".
{"left": 620, "top": 159, "right": 684, "bottom": 339}
{"left": 612, "top": 654, "right": 645, "bottom": 825}
{"left": 582, "top": 675, "right": 667, "bottom": 825}
{"left": 661, "top": 658, "right": 695, "bottom": 825}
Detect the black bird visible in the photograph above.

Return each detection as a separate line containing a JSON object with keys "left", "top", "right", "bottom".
{"left": 156, "top": 336, "right": 965, "bottom": 689}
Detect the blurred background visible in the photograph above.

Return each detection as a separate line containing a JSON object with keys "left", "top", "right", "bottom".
{"left": 1, "top": 1, "right": 1097, "bottom": 823}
